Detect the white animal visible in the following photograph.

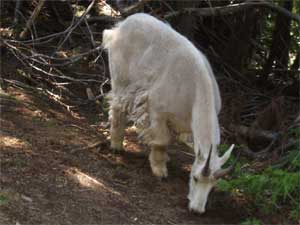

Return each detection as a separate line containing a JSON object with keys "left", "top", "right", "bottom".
{"left": 102, "top": 13, "right": 235, "bottom": 214}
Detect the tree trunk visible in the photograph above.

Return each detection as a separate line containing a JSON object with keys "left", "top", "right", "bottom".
{"left": 224, "top": 8, "right": 261, "bottom": 72}
{"left": 291, "top": 50, "right": 299, "bottom": 71}
{"left": 174, "top": 1, "right": 199, "bottom": 42}
{"left": 262, "top": 0, "right": 293, "bottom": 79}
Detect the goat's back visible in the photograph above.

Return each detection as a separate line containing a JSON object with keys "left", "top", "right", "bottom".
{"left": 103, "top": 14, "right": 205, "bottom": 88}
{"left": 103, "top": 13, "right": 190, "bottom": 51}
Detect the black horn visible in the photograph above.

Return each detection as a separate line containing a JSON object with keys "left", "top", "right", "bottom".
{"left": 202, "top": 145, "right": 212, "bottom": 177}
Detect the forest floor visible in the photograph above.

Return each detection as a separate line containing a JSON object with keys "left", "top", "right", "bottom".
{"left": 1, "top": 1, "right": 299, "bottom": 223}
{"left": 0, "top": 87, "right": 252, "bottom": 225}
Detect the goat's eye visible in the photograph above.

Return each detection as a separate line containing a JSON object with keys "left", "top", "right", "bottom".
{"left": 193, "top": 176, "right": 198, "bottom": 183}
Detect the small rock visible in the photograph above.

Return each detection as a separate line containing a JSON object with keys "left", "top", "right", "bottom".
{"left": 21, "top": 194, "right": 32, "bottom": 203}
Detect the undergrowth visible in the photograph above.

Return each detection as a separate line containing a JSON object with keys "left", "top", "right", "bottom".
{"left": 0, "top": 194, "right": 9, "bottom": 206}
{"left": 217, "top": 130, "right": 300, "bottom": 222}
{"left": 240, "top": 218, "right": 262, "bottom": 225}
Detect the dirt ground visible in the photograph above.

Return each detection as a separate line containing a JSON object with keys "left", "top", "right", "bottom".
{"left": 0, "top": 87, "right": 249, "bottom": 224}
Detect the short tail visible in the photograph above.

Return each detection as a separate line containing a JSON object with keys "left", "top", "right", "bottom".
{"left": 102, "top": 29, "right": 116, "bottom": 49}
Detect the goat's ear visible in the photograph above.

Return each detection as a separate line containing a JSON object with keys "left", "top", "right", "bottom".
{"left": 219, "top": 144, "right": 235, "bottom": 166}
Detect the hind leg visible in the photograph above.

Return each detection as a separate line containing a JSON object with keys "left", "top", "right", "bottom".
{"left": 109, "top": 103, "right": 126, "bottom": 151}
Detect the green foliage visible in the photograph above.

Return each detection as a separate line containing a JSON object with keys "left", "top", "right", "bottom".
{"left": 289, "top": 149, "right": 300, "bottom": 170}
{"left": 289, "top": 207, "right": 300, "bottom": 221}
{"left": 272, "top": 128, "right": 299, "bottom": 172}
{"left": 0, "top": 194, "right": 9, "bottom": 206}
{"left": 286, "top": 128, "right": 300, "bottom": 171}
{"left": 217, "top": 137, "right": 300, "bottom": 222}
{"left": 218, "top": 143, "right": 231, "bottom": 154}
{"left": 101, "top": 95, "right": 111, "bottom": 119}
{"left": 218, "top": 144, "right": 245, "bottom": 170}
{"left": 288, "top": 127, "right": 300, "bottom": 138}
{"left": 217, "top": 160, "right": 300, "bottom": 220}
{"left": 240, "top": 218, "right": 261, "bottom": 225}
{"left": 272, "top": 147, "right": 300, "bottom": 171}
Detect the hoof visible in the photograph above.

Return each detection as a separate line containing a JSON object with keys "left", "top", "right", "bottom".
{"left": 189, "top": 208, "right": 205, "bottom": 215}
{"left": 151, "top": 165, "right": 168, "bottom": 179}
{"left": 110, "top": 142, "right": 123, "bottom": 152}
{"left": 111, "top": 148, "right": 123, "bottom": 154}
{"left": 161, "top": 176, "right": 168, "bottom": 182}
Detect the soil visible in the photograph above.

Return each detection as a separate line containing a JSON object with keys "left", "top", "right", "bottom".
{"left": 0, "top": 87, "right": 249, "bottom": 224}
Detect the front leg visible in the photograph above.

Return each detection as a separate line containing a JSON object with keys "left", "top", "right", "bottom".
{"left": 149, "top": 145, "right": 169, "bottom": 178}
{"left": 109, "top": 104, "right": 126, "bottom": 151}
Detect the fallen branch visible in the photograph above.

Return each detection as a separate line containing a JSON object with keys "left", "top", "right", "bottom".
{"left": 273, "top": 139, "right": 300, "bottom": 153}
{"left": 87, "top": 15, "right": 121, "bottom": 24}
{"left": 71, "top": 140, "right": 109, "bottom": 153}
{"left": 238, "top": 133, "right": 299, "bottom": 160}
{"left": 231, "top": 124, "right": 279, "bottom": 141}
{"left": 3, "top": 40, "right": 104, "bottom": 83}
{"left": 164, "top": 0, "right": 300, "bottom": 23}
{"left": 240, "top": 139, "right": 278, "bottom": 160}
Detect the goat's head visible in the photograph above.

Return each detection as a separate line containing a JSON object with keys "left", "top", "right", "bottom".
{"left": 188, "top": 144, "right": 236, "bottom": 214}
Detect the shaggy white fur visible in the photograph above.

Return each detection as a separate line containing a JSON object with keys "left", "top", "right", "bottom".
{"left": 103, "top": 13, "right": 233, "bottom": 214}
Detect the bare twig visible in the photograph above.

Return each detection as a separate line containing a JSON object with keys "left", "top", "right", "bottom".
{"left": 71, "top": 140, "right": 109, "bottom": 153}
{"left": 53, "top": 0, "right": 96, "bottom": 53}
{"left": 13, "top": 0, "right": 23, "bottom": 25}
{"left": 19, "top": 0, "right": 46, "bottom": 39}
{"left": 120, "top": 0, "right": 151, "bottom": 16}
{"left": 86, "top": 15, "right": 121, "bottom": 24}
{"left": 164, "top": 0, "right": 300, "bottom": 23}
{"left": 273, "top": 139, "right": 299, "bottom": 153}
{"left": 84, "top": 18, "right": 96, "bottom": 48}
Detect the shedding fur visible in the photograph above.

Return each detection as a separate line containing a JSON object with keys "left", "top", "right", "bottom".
{"left": 102, "top": 29, "right": 116, "bottom": 49}
{"left": 103, "top": 13, "right": 234, "bottom": 214}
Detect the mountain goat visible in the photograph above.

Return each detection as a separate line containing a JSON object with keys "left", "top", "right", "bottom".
{"left": 102, "top": 13, "right": 235, "bottom": 214}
